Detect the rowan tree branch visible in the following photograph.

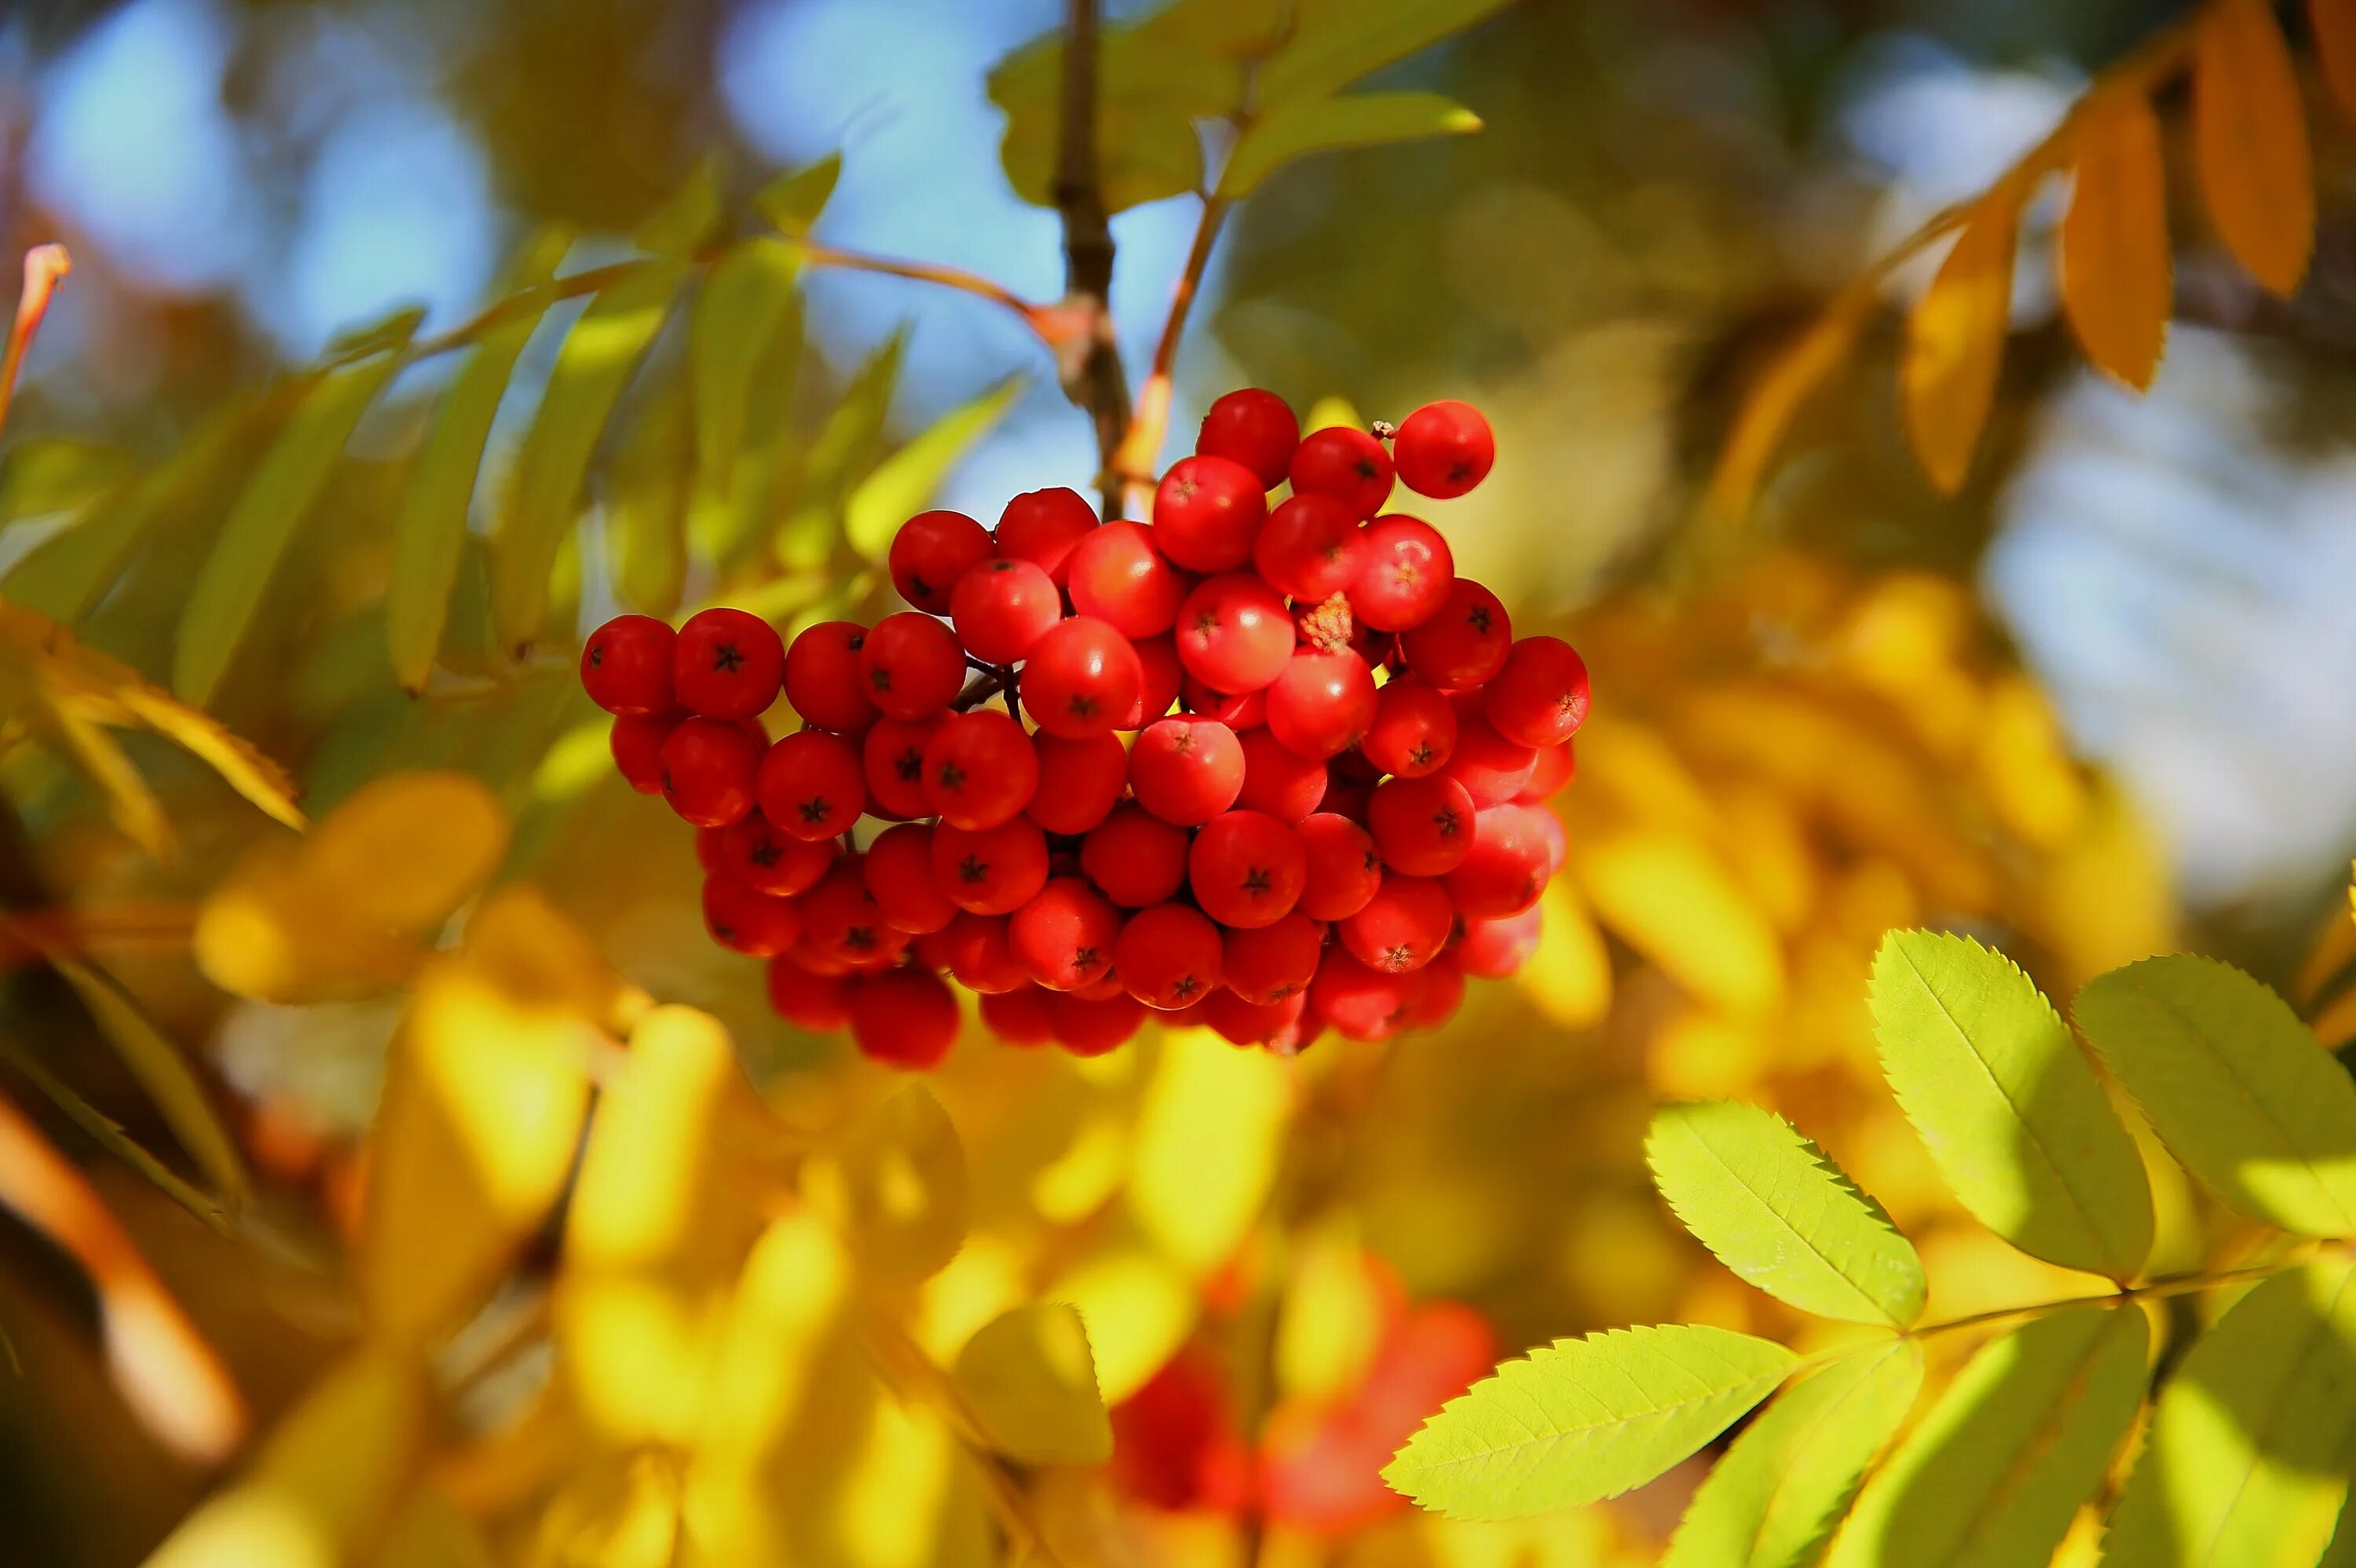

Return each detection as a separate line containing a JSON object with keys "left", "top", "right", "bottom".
{"left": 1053, "top": 0, "right": 1134, "bottom": 518}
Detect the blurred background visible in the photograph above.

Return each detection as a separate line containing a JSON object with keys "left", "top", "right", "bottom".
{"left": 0, "top": 0, "right": 2352, "bottom": 1563}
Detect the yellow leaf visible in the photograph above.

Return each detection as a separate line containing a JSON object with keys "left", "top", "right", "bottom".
{"left": 1902, "top": 191, "right": 2019, "bottom": 495}
{"left": 1574, "top": 827, "right": 1784, "bottom": 1018}
{"left": 1517, "top": 875, "right": 1614, "bottom": 1029}
{"left": 2194, "top": 0, "right": 2314, "bottom": 294}
{"left": 2059, "top": 88, "right": 2171, "bottom": 390}
{"left": 378, "top": 1487, "right": 496, "bottom": 1568}
{"left": 2315, "top": 0, "right": 2356, "bottom": 127}
{"left": 300, "top": 771, "right": 510, "bottom": 933}
{"left": 1705, "top": 298, "right": 1869, "bottom": 521}
{"left": 1128, "top": 1028, "right": 1297, "bottom": 1275}
{"left": 804, "top": 1084, "right": 968, "bottom": 1285}
{"left": 951, "top": 1303, "right": 1113, "bottom": 1465}
{"left": 1049, "top": 1245, "right": 1197, "bottom": 1404}
{"left": 1275, "top": 1229, "right": 1390, "bottom": 1402}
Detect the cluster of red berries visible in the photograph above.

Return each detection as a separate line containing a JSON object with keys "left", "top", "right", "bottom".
{"left": 580, "top": 390, "right": 1586, "bottom": 1070}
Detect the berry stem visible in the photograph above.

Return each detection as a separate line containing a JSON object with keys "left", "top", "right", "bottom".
{"left": 1052, "top": 0, "right": 1134, "bottom": 521}
{"left": 949, "top": 668, "right": 1013, "bottom": 711}
{"left": 0, "top": 246, "right": 71, "bottom": 444}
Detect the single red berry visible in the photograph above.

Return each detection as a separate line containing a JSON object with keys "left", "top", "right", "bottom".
{"left": 1028, "top": 733, "right": 1129, "bottom": 835}
{"left": 582, "top": 614, "right": 676, "bottom": 715}
{"left": 1022, "top": 616, "right": 1144, "bottom": 740}
{"left": 1402, "top": 952, "right": 1467, "bottom": 1030}
{"left": 716, "top": 811, "right": 837, "bottom": 897}
{"left": 1366, "top": 773, "right": 1477, "bottom": 876}
{"left": 850, "top": 967, "right": 960, "bottom": 1070}
{"left": 1484, "top": 636, "right": 1590, "bottom": 749}
{"left": 1340, "top": 872, "right": 1453, "bottom": 974}
{"left": 1236, "top": 725, "right": 1329, "bottom": 824}
{"left": 980, "top": 985, "right": 1055, "bottom": 1045}
{"left": 1440, "top": 715, "right": 1537, "bottom": 808}
{"left": 1181, "top": 675, "right": 1265, "bottom": 730}
{"left": 1153, "top": 455, "right": 1268, "bottom": 572}
{"left": 1176, "top": 573, "right": 1296, "bottom": 694}
{"left": 1071, "top": 969, "right": 1127, "bottom": 1001}
{"left": 924, "top": 710, "right": 1039, "bottom": 830}
{"left": 1444, "top": 804, "right": 1551, "bottom": 919}
{"left": 890, "top": 509, "right": 993, "bottom": 614}
{"left": 865, "top": 822, "right": 960, "bottom": 934}
{"left": 1201, "top": 988, "right": 1307, "bottom": 1047}
{"left": 673, "top": 608, "right": 785, "bottom": 721}
{"left": 1456, "top": 905, "right": 1542, "bottom": 978}
{"left": 1361, "top": 677, "right": 1458, "bottom": 777}
{"left": 951, "top": 557, "right": 1062, "bottom": 665}
{"left": 1518, "top": 739, "right": 1575, "bottom": 802}
{"left": 696, "top": 826, "right": 729, "bottom": 873}
{"left": 1221, "top": 910, "right": 1323, "bottom": 1004}
{"left": 1121, "top": 635, "right": 1184, "bottom": 729}
{"left": 1309, "top": 950, "right": 1412, "bottom": 1041}
{"left": 931, "top": 817, "right": 1050, "bottom": 916}
{"left": 784, "top": 621, "right": 878, "bottom": 732}
{"left": 1190, "top": 810, "right": 1307, "bottom": 929}
{"left": 1296, "top": 813, "right": 1382, "bottom": 921}
{"left": 1392, "top": 400, "right": 1495, "bottom": 499}
{"left": 1265, "top": 649, "right": 1377, "bottom": 761}
{"left": 1044, "top": 990, "right": 1145, "bottom": 1056}
{"left": 756, "top": 729, "right": 867, "bottom": 842}
{"left": 801, "top": 857, "right": 905, "bottom": 970}
{"left": 611, "top": 711, "right": 679, "bottom": 794}
{"left": 766, "top": 954, "right": 853, "bottom": 1031}
{"left": 1528, "top": 803, "right": 1567, "bottom": 875}
{"left": 1009, "top": 877, "right": 1122, "bottom": 992}
{"left": 858, "top": 612, "right": 966, "bottom": 720}
{"left": 702, "top": 874, "right": 803, "bottom": 957}
{"left": 1068, "top": 519, "right": 1189, "bottom": 638}
{"left": 862, "top": 715, "right": 943, "bottom": 819}
{"left": 1197, "top": 388, "right": 1300, "bottom": 487}
{"left": 1115, "top": 903, "right": 1224, "bottom": 1009}
{"left": 1289, "top": 426, "right": 1394, "bottom": 520}
{"left": 1348, "top": 516, "right": 1454, "bottom": 632}
{"left": 659, "top": 717, "right": 763, "bottom": 827}
{"left": 1254, "top": 494, "right": 1365, "bottom": 602}
{"left": 1130, "top": 717, "right": 1246, "bottom": 826}
{"left": 937, "top": 911, "right": 1026, "bottom": 993}
{"left": 1081, "top": 804, "right": 1191, "bottom": 907}
{"left": 1399, "top": 579, "right": 1513, "bottom": 688}
{"left": 997, "top": 487, "right": 1101, "bottom": 587}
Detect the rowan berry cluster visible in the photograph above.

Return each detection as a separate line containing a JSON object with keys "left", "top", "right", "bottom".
{"left": 580, "top": 391, "right": 1586, "bottom": 1070}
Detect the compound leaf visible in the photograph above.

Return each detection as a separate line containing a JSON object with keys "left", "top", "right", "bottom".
{"left": 1218, "top": 92, "right": 1481, "bottom": 199}
{"left": 2193, "top": 0, "right": 2312, "bottom": 295}
{"left": 953, "top": 1303, "right": 1113, "bottom": 1466}
{"left": 1901, "top": 191, "right": 2018, "bottom": 495}
{"left": 1257, "top": 0, "right": 1515, "bottom": 111}
{"left": 2058, "top": 87, "right": 2170, "bottom": 392}
{"left": 690, "top": 236, "right": 801, "bottom": 499}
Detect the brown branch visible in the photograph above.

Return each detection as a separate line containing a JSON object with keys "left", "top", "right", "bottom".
{"left": 1114, "top": 194, "right": 1232, "bottom": 499}
{"left": 1053, "top": 0, "right": 1134, "bottom": 518}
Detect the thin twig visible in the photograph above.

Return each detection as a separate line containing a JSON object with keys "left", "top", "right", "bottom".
{"left": 1114, "top": 194, "right": 1232, "bottom": 495}
{"left": 1052, "top": 0, "right": 1135, "bottom": 517}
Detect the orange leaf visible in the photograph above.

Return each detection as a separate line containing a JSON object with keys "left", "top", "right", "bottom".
{"left": 2310, "top": 0, "right": 2356, "bottom": 128}
{"left": 1901, "top": 194, "right": 2020, "bottom": 495}
{"left": 1703, "top": 298, "right": 1869, "bottom": 521}
{"left": 2059, "top": 89, "right": 2172, "bottom": 391}
{"left": 2194, "top": 0, "right": 2313, "bottom": 295}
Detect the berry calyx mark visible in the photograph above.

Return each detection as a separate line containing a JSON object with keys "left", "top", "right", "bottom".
{"left": 1467, "top": 604, "right": 1492, "bottom": 634}
{"left": 749, "top": 840, "right": 781, "bottom": 868}
{"left": 1242, "top": 866, "right": 1272, "bottom": 898}
{"left": 714, "top": 642, "right": 746, "bottom": 674}
{"left": 1352, "top": 458, "right": 1378, "bottom": 480}
{"left": 1072, "top": 945, "right": 1102, "bottom": 974}
{"left": 1408, "top": 741, "right": 1436, "bottom": 766}
{"left": 1268, "top": 981, "right": 1296, "bottom": 1000}
{"left": 1381, "top": 943, "right": 1414, "bottom": 971}
{"left": 1068, "top": 693, "right": 1099, "bottom": 719}
{"left": 1362, "top": 850, "right": 1379, "bottom": 872}
{"left": 1170, "top": 728, "right": 1196, "bottom": 755}
{"left": 893, "top": 748, "right": 924, "bottom": 782}
{"left": 1171, "top": 974, "right": 1202, "bottom": 1001}
{"left": 1449, "top": 459, "right": 1477, "bottom": 483}
{"left": 870, "top": 667, "right": 892, "bottom": 691}
{"left": 845, "top": 926, "right": 878, "bottom": 952}
{"left": 587, "top": 646, "right": 604, "bottom": 667}
{"left": 797, "top": 797, "right": 832, "bottom": 824}
{"left": 938, "top": 760, "right": 968, "bottom": 792}
{"left": 957, "top": 855, "right": 989, "bottom": 884}
{"left": 1434, "top": 806, "right": 1462, "bottom": 839}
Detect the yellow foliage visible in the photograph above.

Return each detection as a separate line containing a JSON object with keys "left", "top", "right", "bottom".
{"left": 952, "top": 1303, "right": 1114, "bottom": 1465}
{"left": 1128, "top": 1026, "right": 1297, "bottom": 1275}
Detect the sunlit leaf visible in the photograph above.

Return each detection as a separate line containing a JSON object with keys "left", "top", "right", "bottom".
{"left": 605, "top": 373, "right": 692, "bottom": 616}
{"left": 636, "top": 155, "right": 723, "bottom": 256}
{"left": 2058, "top": 87, "right": 2169, "bottom": 391}
{"left": 0, "top": 1040, "right": 230, "bottom": 1234}
{"left": 806, "top": 1083, "right": 968, "bottom": 1285}
{"left": 1257, "top": 0, "right": 1515, "bottom": 111}
{"left": 1129, "top": 1025, "right": 1297, "bottom": 1276}
{"left": 774, "top": 327, "right": 904, "bottom": 572}
{"left": 1051, "top": 1245, "right": 1198, "bottom": 1405}
{"left": 2316, "top": 0, "right": 2356, "bottom": 129}
{"left": 1663, "top": 1340, "right": 1922, "bottom": 1568}
{"left": 1647, "top": 1100, "right": 1925, "bottom": 1327}
{"left": 1826, "top": 1305, "right": 2146, "bottom": 1568}
{"left": 2193, "top": 0, "right": 2312, "bottom": 295}
{"left": 754, "top": 152, "right": 843, "bottom": 239}
{"left": 1385, "top": 1324, "right": 1795, "bottom": 1520}
{"left": 378, "top": 1486, "right": 496, "bottom": 1568}
{"left": 1901, "top": 191, "right": 2017, "bottom": 495}
{"left": 1575, "top": 826, "right": 1784, "bottom": 1017}
{"left": 1704, "top": 302, "right": 1869, "bottom": 522}
{"left": 1868, "top": 930, "right": 2153, "bottom": 1280}
{"left": 2075, "top": 954, "right": 2356, "bottom": 1238}
{"left": 1218, "top": 92, "right": 1482, "bottom": 199}
{"left": 50, "top": 957, "right": 250, "bottom": 1212}
{"left": 843, "top": 376, "right": 1024, "bottom": 563}
{"left": 952, "top": 1303, "right": 1113, "bottom": 1465}
{"left": 0, "top": 438, "right": 121, "bottom": 525}
{"left": 299, "top": 769, "right": 510, "bottom": 932}
{"left": 690, "top": 236, "right": 803, "bottom": 499}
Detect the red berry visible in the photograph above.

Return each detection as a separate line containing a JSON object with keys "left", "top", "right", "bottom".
{"left": 801, "top": 857, "right": 905, "bottom": 970}
{"left": 937, "top": 912, "right": 1026, "bottom": 993}
{"left": 1444, "top": 804, "right": 1551, "bottom": 919}
{"left": 1081, "top": 804, "right": 1191, "bottom": 907}
{"left": 1265, "top": 649, "right": 1377, "bottom": 761}
{"left": 766, "top": 955, "right": 853, "bottom": 1030}
{"left": 1289, "top": 427, "right": 1394, "bottom": 520}
{"left": 1116, "top": 903, "right": 1225, "bottom": 1009}
{"left": 716, "top": 811, "right": 837, "bottom": 896}
{"left": 1072, "top": 970, "right": 1127, "bottom": 1001}
{"left": 1022, "top": 616, "right": 1144, "bottom": 740}
{"left": 1527, "top": 804, "right": 1567, "bottom": 875}
{"left": 695, "top": 826, "right": 728, "bottom": 872}
{"left": 1392, "top": 400, "right": 1494, "bottom": 499}
{"left": 1201, "top": 989, "right": 1307, "bottom": 1047}
{"left": 784, "top": 621, "right": 878, "bottom": 732}
{"left": 932, "top": 817, "right": 1050, "bottom": 916}
{"left": 862, "top": 715, "right": 943, "bottom": 818}
{"left": 865, "top": 822, "right": 959, "bottom": 934}
{"left": 1181, "top": 675, "right": 1265, "bottom": 729}
{"left": 1069, "top": 520, "right": 1189, "bottom": 638}
{"left": 1044, "top": 990, "right": 1145, "bottom": 1055}
{"left": 1399, "top": 579, "right": 1513, "bottom": 688}
{"left": 997, "top": 487, "right": 1100, "bottom": 586}
{"left": 924, "top": 711, "right": 1038, "bottom": 830}
{"left": 1153, "top": 455, "right": 1268, "bottom": 572}
{"left": 1189, "top": 810, "right": 1306, "bottom": 929}
{"left": 756, "top": 730, "right": 867, "bottom": 842}
{"left": 858, "top": 612, "right": 966, "bottom": 720}
{"left": 1403, "top": 952, "right": 1467, "bottom": 1030}
{"left": 1122, "top": 635, "right": 1184, "bottom": 729}
{"left": 1440, "top": 715, "right": 1537, "bottom": 808}
{"left": 1361, "top": 677, "right": 1458, "bottom": 777}
{"left": 673, "top": 608, "right": 785, "bottom": 721}
{"left": 1222, "top": 911, "right": 1323, "bottom": 1004}
{"left": 1254, "top": 494, "right": 1365, "bottom": 602}
{"left": 1176, "top": 573, "right": 1295, "bottom": 694}
{"left": 1519, "top": 739, "right": 1575, "bottom": 801}
{"left": 849, "top": 967, "right": 960, "bottom": 1069}
{"left": 1297, "top": 813, "right": 1382, "bottom": 921}
{"left": 980, "top": 985, "right": 1055, "bottom": 1045}
{"left": 1197, "top": 388, "right": 1300, "bottom": 488}
{"left": 1348, "top": 516, "right": 1454, "bottom": 632}
{"left": 1340, "top": 873, "right": 1453, "bottom": 974}
{"left": 1236, "top": 726, "right": 1329, "bottom": 824}
{"left": 785, "top": 932, "right": 854, "bottom": 977}
{"left": 1309, "top": 950, "right": 1412, "bottom": 1041}
{"left": 1028, "top": 733, "right": 1129, "bottom": 835}
{"left": 658, "top": 717, "right": 763, "bottom": 827}
{"left": 1009, "top": 877, "right": 1122, "bottom": 992}
{"left": 1366, "top": 773, "right": 1477, "bottom": 876}
{"left": 1130, "top": 718, "right": 1246, "bottom": 826}
{"left": 583, "top": 614, "right": 676, "bottom": 715}
{"left": 890, "top": 509, "right": 993, "bottom": 614}
{"left": 611, "top": 711, "right": 679, "bottom": 793}
{"left": 1484, "top": 636, "right": 1590, "bottom": 749}
{"left": 702, "top": 873, "right": 803, "bottom": 957}
{"left": 951, "top": 557, "right": 1062, "bottom": 665}
{"left": 1456, "top": 905, "right": 1541, "bottom": 978}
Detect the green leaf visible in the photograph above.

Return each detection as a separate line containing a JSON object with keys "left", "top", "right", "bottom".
{"left": 488, "top": 259, "right": 686, "bottom": 652}
{"left": 174, "top": 323, "right": 416, "bottom": 705}
{"left": 952, "top": 1303, "right": 1114, "bottom": 1465}
{"left": 1663, "top": 1340, "right": 1922, "bottom": 1568}
{"left": 1257, "top": 0, "right": 1516, "bottom": 112}
{"left": 1385, "top": 1324, "right": 1795, "bottom": 1520}
{"left": 2105, "top": 1259, "right": 2356, "bottom": 1568}
{"left": 1868, "top": 930, "right": 2153, "bottom": 1280}
{"left": 2075, "top": 955, "right": 2356, "bottom": 1239}
{"left": 0, "top": 439, "right": 123, "bottom": 526}
{"left": 1826, "top": 1305, "right": 2146, "bottom": 1568}
{"left": 774, "top": 327, "right": 905, "bottom": 572}
{"left": 1218, "top": 91, "right": 1482, "bottom": 199}
{"left": 635, "top": 155, "right": 723, "bottom": 256}
{"left": 52, "top": 958, "right": 250, "bottom": 1212}
{"left": 843, "top": 376, "right": 1024, "bottom": 563}
{"left": 386, "top": 228, "right": 571, "bottom": 694}
{"left": 0, "top": 1036, "right": 232, "bottom": 1236}
{"left": 605, "top": 376, "right": 691, "bottom": 617}
{"left": 754, "top": 153, "right": 843, "bottom": 239}
{"left": 690, "top": 236, "right": 803, "bottom": 498}
{"left": 1647, "top": 1101, "right": 1926, "bottom": 1328}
